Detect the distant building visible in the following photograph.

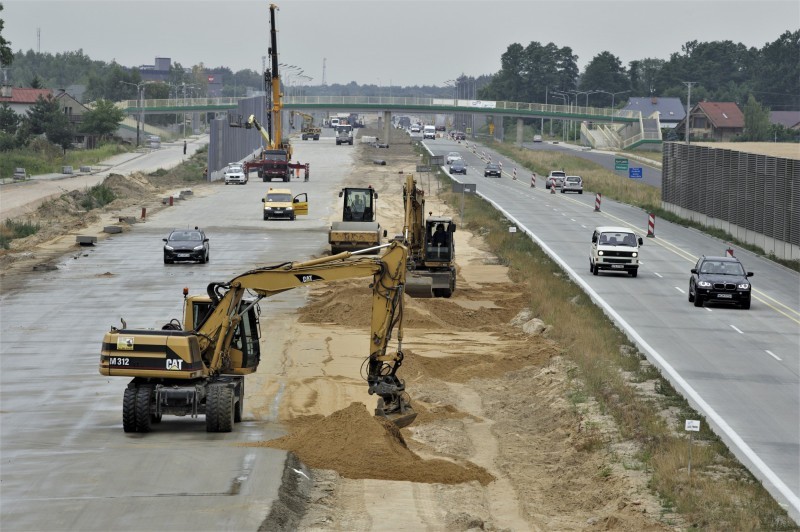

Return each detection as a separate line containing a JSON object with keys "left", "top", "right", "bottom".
{"left": 622, "top": 97, "right": 685, "bottom": 129}
{"left": 674, "top": 101, "right": 745, "bottom": 141}
{"left": 0, "top": 87, "right": 53, "bottom": 115}
{"left": 54, "top": 88, "right": 96, "bottom": 148}
{"left": 770, "top": 111, "right": 800, "bottom": 131}
{"left": 138, "top": 57, "right": 172, "bottom": 83}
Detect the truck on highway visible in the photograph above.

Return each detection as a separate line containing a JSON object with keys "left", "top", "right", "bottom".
{"left": 435, "top": 114, "right": 447, "bottom": 131}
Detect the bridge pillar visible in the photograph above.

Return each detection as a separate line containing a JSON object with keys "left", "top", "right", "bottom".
{"left": 383, "top": 111, "right": 391, "bottom": 146}
{"left": 516, "top": 118, "right": 524, "bottom": 146}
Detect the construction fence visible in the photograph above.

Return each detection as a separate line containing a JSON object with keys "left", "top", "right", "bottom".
{"left": 207, "top": 96, "right": 268, "bottom": 180}
{"left": 662, "top": 142, "right": 800, "bottom": 261}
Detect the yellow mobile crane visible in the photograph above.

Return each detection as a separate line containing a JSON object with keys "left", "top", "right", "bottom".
{"left": 100, "top": 241, "right": 419, "bottom": 433}
{"left": 291, "top": 111, "right": 321, "bottom": 141}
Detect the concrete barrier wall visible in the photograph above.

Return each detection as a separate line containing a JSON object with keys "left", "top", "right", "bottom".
{"left": 662, "top": 142, "right": 800, "bottom": 260}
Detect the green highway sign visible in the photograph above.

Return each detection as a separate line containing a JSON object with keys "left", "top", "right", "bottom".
{"left": 614, "top": 158, "right": 629, "bottom": 171}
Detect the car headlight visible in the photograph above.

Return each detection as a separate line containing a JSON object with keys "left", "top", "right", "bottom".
{"left": 697, "top": 281, "right": 712, "bottom": 287}
{"left": 265, "top": 207, "right": 273, "bottom": 210}
{"left": 632, "top": 252, "right": 638, "bottom": 257}
{"left": 737, "top": 283, "right": 750, "bottom": 289}
{"left": 286, "top": 206, "right": 293, "bottom": 211}
{"left": 193, "top": 245, "right": 205, "bottom": 251}
{"left": 164, "top": 245, "right": 174, "bottom": 251}
{"left": 598, "top": 251, "right": 604, "bottom": 256}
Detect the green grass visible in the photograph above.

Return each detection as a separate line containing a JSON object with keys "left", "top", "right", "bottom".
{"left": 0, "top": 219, "right": 41, "bottom": 249}
{"left": 79, "top": 184, "right": 116, "bottom": 210}
{"left": 1, "top": 141, "right": 131, "bottom": 181}
{"left": 432, "top": 176, "right": 797, "bottom": 530}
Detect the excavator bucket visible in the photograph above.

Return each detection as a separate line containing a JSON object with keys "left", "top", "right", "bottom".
{"left": 375, "top": 399, "right": 417, "bottom": 429}
{"left": 405, "top": 273, "right": 433, "bottom": 298}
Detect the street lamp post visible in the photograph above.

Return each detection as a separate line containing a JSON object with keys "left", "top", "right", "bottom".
{"left": 596, "top": 90, "right": 631, "bottom": 124}
{"left": 120, "top": 80, "right": 145, "bottom": 147}
{"left": 551, "top": 92, "right": 568, "bottom": 142}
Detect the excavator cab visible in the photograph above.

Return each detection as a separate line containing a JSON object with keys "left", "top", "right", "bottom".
{"left": 424, "top": 217, "right": 455, "bottom": 264}
{"left": 341, "top": 187, "right": 377, "bottom": 222}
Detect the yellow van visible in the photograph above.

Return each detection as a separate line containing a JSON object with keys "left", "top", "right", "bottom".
{"left": 261, "top": 188, "right": 308, "bottom": 220}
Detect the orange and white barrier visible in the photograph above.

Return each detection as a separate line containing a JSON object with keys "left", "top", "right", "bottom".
{"left": 530, "top": 173, "right": 536, "bottom": 187}
{"left": 512, "top": 167, "right": 517, "bottom": 180}
{"left": 647, "top": 213, "right": 656, "bottom": 237}
{"left": 594, "top": 193, "right": 601, "bottom": 211}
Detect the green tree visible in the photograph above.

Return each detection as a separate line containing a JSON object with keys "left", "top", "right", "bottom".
{"left": 742, "top": 94, "right": 771, "bottom": 141}
{"left": 80, "top": 98, "right": 124, "bottom": 138}
{"left": 0, "top": 101, "right": 18, "bottom": 133}
{"left": 580, "top": 52, "right": 629, "bottom": 106}
{"left": 26, "top": 94, "right": 60, "bottom": 134}
{"left": 45, "top": 111, "right": 74, "bottom": 153}
{"left": 0, "top": 3, "right": 12, "bottom": 67}
{"left": 628, "top": 58, "right": 664, "bottom": 96}
{"left": 753, "top": 30, "right": 800, "bottom": 110}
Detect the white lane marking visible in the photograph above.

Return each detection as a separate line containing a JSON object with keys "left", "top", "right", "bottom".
{"left": 581, "top": 225, "right": 587, "bottom": 229}
{"left": 730, "top": 325, "right": 744, "bottom": 334}
{"left": 766, "top": 350, "right": 782, "bottom": 361}
{"left": 654, "top": 272, "right": 663, "bottom": 278}
{"left": 675, "top": 286, "right": 685, "bottom": 294}
{"left": 705, "top": 307, "right": 713, "bottom": 312}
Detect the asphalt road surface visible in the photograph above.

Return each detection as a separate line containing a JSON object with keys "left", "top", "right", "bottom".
{"left": 0, "top": 130, "right": 353, "bottom": 531}
{"left": 428, "top": 135, "right": 800, "bottom": 520}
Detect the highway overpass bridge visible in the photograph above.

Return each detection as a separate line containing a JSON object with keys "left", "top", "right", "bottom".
{"left": 117, "top": 96, "right": 662, "bottom": 150}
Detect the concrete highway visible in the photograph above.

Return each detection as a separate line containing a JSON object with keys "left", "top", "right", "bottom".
{"left": 0, "top": 130, "right": 351, "bottom": 530}
{"left": 426, "top": 135, "right": 800, "bottom": 521}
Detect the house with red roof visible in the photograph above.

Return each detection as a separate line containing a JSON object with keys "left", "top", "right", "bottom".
{"left": 0, "top": 87, "right": 54, "bottom": 117}
{"left": 674, "top": 101, "right": 744, "bottom": 141}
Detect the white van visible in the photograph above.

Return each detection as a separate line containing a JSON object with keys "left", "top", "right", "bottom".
{"left": 590, "top": 226, "right": 643, "bottom": 277}
{"left": 423, "top": 125, "right": 436, "bottom": 139}
{"left": 330, "top": 118, "right": 339, "bottom": 129}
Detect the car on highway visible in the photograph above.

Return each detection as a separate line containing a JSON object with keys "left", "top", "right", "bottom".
{"left": 561, "top": 175, "right": 583, "bottom": 194}
{"left": 590, "top": 226, "right": 642, "bottom": 277}
{"left": 688, "top": 255, "right": 753, "bottom": 309}
{"left": 449, "top": 159, "right": 467, "bottom": 175}
{"left": 163, "top": 228, "right": 209, "bottom": 264}
{"left": 545, "top": 170, "right": 566, "bottom": 189}
{"left": 533, "top": 135, "right": 543, "bottom": 143}
{"left": 450, "top": 130, "right": 466, "bottom": 141}
{"left": 484, "top": 163, "right": 501, "bottom": 178}
{"left": 410, "top": 124, "right": 421, "bottom": 133}
{"left": 261, "top": 188, "right": 309, "bottom": 221}
{"left": 224, "top": 163, "right": 247, "bottom": 185}
{"left": 446, "top": 152, "right": 462, "bottom": 165}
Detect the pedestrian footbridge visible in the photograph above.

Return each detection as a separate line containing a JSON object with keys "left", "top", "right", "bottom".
{"left": 116, "top": 96, "right": 662, "bottom": 149}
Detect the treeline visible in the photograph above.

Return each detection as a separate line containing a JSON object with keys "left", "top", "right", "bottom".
{"left": 479, "top": 31, "right": 800, "bottom": 111}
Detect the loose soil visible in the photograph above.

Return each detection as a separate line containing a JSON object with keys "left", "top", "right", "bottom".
{"left": 0, "top": 129, "right": 679, "bottom": 531}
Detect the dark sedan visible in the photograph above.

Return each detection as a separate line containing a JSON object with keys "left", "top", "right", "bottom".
{"left": 484, "top": 163, "right": 501, "bottom": 178}
{"left": 163, "top": 228, "right": 210, "bottom": 264}
{"left": 449, "top": 159, "right": 467, "bottom": 175}
{"left": 689, "top": 255, "right": 753, "bottom": 309}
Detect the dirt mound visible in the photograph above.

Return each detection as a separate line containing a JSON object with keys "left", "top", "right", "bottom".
{"left": 254, "top": 402, "right": 494, "bottom": 486}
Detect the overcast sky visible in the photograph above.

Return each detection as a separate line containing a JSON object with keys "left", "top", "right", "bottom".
{"left": 3, "top": 0, "right": 798, "bottom": 87}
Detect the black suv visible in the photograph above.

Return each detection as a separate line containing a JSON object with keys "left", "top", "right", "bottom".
{"left": 163, "top": 228, "right": 210, "bottom": 264}
{"left": 689, "top": 256, "right": 753, "bottom": 309}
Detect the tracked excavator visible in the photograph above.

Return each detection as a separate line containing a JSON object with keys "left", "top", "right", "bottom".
{"left": 402, "top": 173, "right": 457, "bottom": 298}
{"left": 234, "top": 3, "right": 309, "bottom": 181}
{"left": 99, "top": 241, "right": 419, "bottom": 433}
{"left": 291, "top": 111, "right": 321, "bottom": 141}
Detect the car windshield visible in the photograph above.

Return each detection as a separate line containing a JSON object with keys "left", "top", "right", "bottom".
{"left": 267, "top": 194, "right": 292, "bottom": 203}
{"left": 566, "top": 177, "right": 581, "bottom": 183}
{"left": 599, "top": 232, "right": 637, "bottom": 246}
{"left": 700, "top": 261, "right": 745, "bottom": 275}
{"left": 170, "top": 231, "right": 203, "bottom": 242}
{"left": 487, "top": 164, "right": 499, "bottom": 170}
{"left": 227, "top": 166, "right": 242, "bottom": 172}
{"left": 448, "top": 152, "right": 460, "bottom": 157}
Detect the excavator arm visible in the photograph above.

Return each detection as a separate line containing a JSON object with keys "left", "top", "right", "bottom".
{"left": 193, "top": 240, "right": 416, "bottom": 427}
{"left": 247, "top": 114, "right": 272, "bottom": 147}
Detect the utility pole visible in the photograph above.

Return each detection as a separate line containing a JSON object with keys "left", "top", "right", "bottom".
{"left": 683, "top": 81, "right": 696, "bottom": 145}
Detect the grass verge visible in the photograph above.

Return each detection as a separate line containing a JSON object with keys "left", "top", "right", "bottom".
{"left": 432, "top": 171, "right": 797, "bottom": 530}
{"left": 1, "top": 142, "right": 131, "bottom": 180}
{"left": 0, "top": 219, "right": 41, "bottom": 250}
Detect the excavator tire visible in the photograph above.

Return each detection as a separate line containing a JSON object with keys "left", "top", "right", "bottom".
{"left": 122, "top": 387, "right": 137, "bottom": 433}
{"left": 206, "top": 384, "right": 234, "bottom": 433}
{"left": 135, "top": 385, "right": 153, "bottom": 433}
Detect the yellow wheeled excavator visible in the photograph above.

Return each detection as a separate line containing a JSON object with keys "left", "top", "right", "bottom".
{"left": 99, "top": 241, "right": 419, "bottom": 433}
{"left": 291, "top": 111, "right": 321, "bottom": 141}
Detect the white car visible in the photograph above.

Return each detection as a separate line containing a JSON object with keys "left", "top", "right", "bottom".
{"left": 533, "top": 135, "right": 543, "bottom": 143}
{"left": 561, "top": 175, "right": 583, "bottom": 194}
{"left": 224, "top": 163, "right": 247, "bottom": 185}
{"left": 446, "top": 152, "right": 462, "bottom": 165}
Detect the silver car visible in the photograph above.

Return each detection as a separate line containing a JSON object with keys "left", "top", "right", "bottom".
{"left": 224, "top": 163, "right": 247, "bottom": 185}
{"left": 561, "top": 175, "right": 583, "bottom": 194}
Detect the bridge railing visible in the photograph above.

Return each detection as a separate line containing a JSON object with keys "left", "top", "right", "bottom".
{"left": 117, "top": 97, "right": 243, "bottom": 111}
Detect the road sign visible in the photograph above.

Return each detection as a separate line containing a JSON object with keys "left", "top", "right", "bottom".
{"left": 685, "top": 420, "right": 700, "bottom": 432}
{"left": 452, "top": 183, "right": 476, "bottom": 194}
{"left": 429, "top": 155, "right": 444, "bottom": 166}
{"left": 629, "top": 167, "right": 643, "bottom": 179}
{"left": 614, "top": 157, "right": 628, "bottom": 171}
{"left": 416, "top": 165, "right": 431, "bottom": 173}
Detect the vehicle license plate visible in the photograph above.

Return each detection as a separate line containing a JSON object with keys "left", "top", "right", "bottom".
{"left": 717, "top": 293, "right": 733, "bottom": 299}
{"left": 611, "top": 264, "right": 624, "bottom": 269}
{"left": 177, "top": 254, "right": 189, "bottom": 258}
